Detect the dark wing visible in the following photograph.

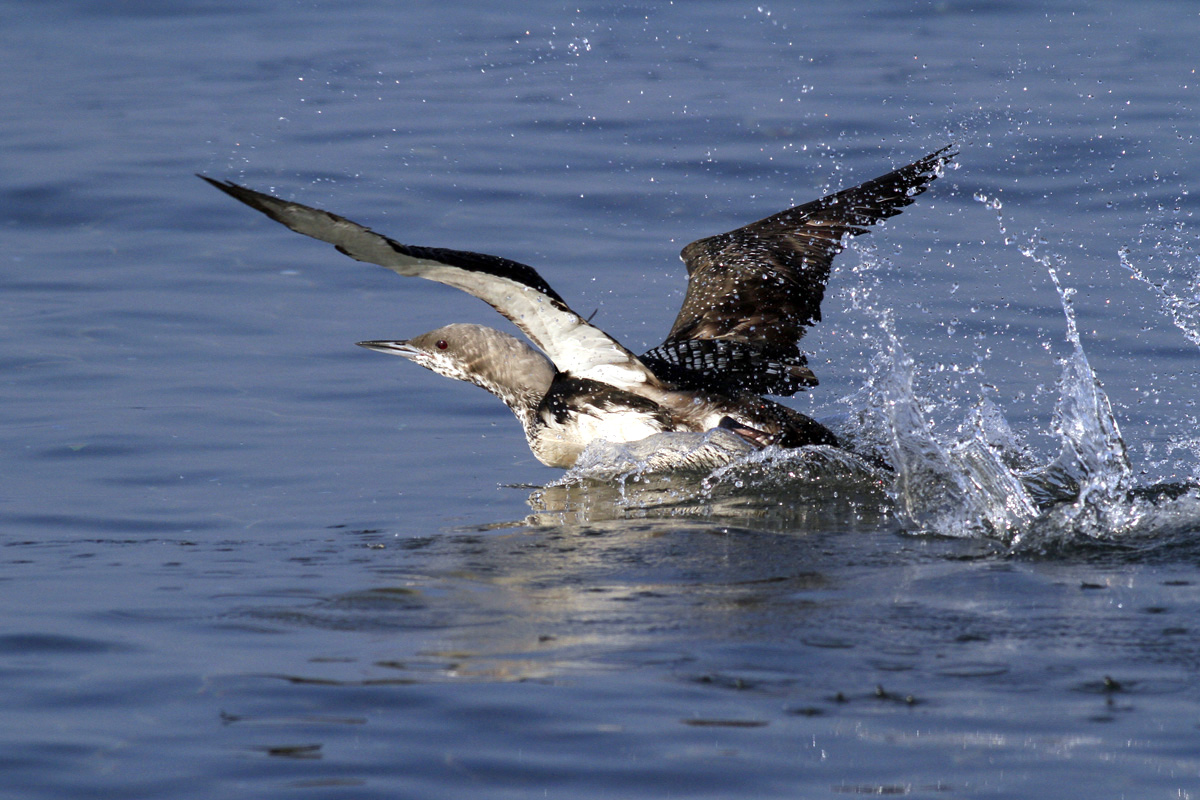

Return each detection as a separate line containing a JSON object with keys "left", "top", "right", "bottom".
{"left": 540, "top": 375, "right": 675, "bottom": 428}
{"left": 199, "top": 176, "right": 660, "bottom": 390}
{"left": 642, "top": 146, "right": 956, "bottom": 396}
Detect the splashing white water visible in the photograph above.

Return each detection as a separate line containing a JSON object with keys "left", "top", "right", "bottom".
{"left": 837, "top": 194, "right": 1139, "bottom": 543}
{"left": 532, "top": 188, "right": 1200, "bottom": 546}
{"left": 855, "top": 312, "right": 1038, "bottom": 539}
{"left": 1118, "top": 203, "right": 1200, "bottom": 486}
{"left": 1120, "top": 247, "right": 1200, "bottom": 350}
{"left": 1119, "top": 199, "right": 1200, "bottom": 350}
{"left": 853, "top": 192, "right": 1200, "bottom": 546}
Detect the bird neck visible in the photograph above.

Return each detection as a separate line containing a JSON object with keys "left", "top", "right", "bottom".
{"left": 459, "top": 329, "right": 556, "bottom": 422}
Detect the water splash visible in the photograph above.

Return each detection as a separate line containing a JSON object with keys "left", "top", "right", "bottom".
{"left": 528, "top": 190, "right": 1200, "bottom": 546}
{"left": 1117, "top": 203, "right": 1200, "bottom": 487}
{"left": 1119, "top": 200, "right": 1200, "bottom": 350}
{"left": 1120, "top": 246, "right": 1200, "bottom": 349}
{"left": 812, "top": 192, "right": 1179, "bottom": 545}
{"left": 846, "top": 312, "right": 1038, "bottom": 541}
{"left": 529, "top": 435, "right": 889, "bottom": 529}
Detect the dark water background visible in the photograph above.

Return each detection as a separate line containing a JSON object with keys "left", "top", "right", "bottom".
{"left": 3, "top": 1, "right": 1200, "bottom": 797}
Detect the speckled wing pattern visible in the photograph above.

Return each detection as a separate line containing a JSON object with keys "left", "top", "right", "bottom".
{"left": 641, "top": 146, "right": 956, "bottom": 396}
{"left": 198, "top": 176, "right": 660, "bottom": 391}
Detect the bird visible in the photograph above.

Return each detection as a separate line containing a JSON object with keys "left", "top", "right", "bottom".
{"left": 200, "top": 146, "right": 954, "bottom": 468}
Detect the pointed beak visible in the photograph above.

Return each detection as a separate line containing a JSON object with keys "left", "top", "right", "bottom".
{"left": 356, "top": 340, "right": 418, "bottom": 358}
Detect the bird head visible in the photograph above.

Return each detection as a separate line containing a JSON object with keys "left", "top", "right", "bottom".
{"left": 357, "top": 323, "right": 555, "bottom": 411}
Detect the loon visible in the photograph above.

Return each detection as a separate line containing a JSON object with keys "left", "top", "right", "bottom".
{"left": 200, "top": 147, "right": 954, "bottom": 468}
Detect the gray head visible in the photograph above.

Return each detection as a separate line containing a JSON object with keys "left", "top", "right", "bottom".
{"left": 357, "top": 323, "right": 555, "bottom": 414}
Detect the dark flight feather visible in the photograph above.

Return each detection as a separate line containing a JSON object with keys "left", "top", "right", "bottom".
{"left": 641, "top": 145, "right": 955, "bottom": 396}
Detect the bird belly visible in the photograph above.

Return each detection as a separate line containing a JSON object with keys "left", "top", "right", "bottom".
{"left": 531, "top": 407, "right": 674, "bottom": 468}
{"left": 572, "top": 408, "right": 672, "bottom": 444}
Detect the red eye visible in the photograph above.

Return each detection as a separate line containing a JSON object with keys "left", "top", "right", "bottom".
{"left": 436, "top": 340, "right": 448, "bottom": 350}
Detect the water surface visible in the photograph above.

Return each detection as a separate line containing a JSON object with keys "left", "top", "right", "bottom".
{"left": 3, "top": 1, "right": 1200, "bottom": 797}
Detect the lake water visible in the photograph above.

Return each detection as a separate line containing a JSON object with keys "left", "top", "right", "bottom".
{"left": 4, "top": 0, "right": 1200, "bottom": 797}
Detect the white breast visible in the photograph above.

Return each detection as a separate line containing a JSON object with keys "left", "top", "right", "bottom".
{"left": 567, "top": 407, "right": 671, "bottom": 444}
{"left": 531, "top": 406, "right": 676, "bottom": 469}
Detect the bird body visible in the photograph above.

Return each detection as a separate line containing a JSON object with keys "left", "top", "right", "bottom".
{"left": 357, "top": 324, "right": 826, "bottom": 467}
{"left": 201, "top": 147, "right": 953, "bottom": 468}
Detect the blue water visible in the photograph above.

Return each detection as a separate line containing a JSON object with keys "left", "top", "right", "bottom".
{"left": 4, "top": 0, "right": 1200, "bottom": 797}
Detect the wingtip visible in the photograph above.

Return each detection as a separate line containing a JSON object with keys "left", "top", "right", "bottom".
{"left": 892, "top": 145, "right": 957, "bottom": 194}
{"left": 197, "top": 173, "right": 258, "bottom": 206}
{"left": 196, "top": 173, "right": 232, "bottom": 190}
{"left": 198, "top": 174, "right": 304, "bottom": 228}
{"left": 198, "top": 173, "right": 254, "bottom": 199}
{"left": 927, "top": 144, "right": 959, "bottom": 170}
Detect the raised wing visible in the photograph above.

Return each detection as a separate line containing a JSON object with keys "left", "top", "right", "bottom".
{"left": 642, "top": 146, "right": 956, "bottom": 396}
{"left": 199, "top": 177, "right": 660, "bottom": 390}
